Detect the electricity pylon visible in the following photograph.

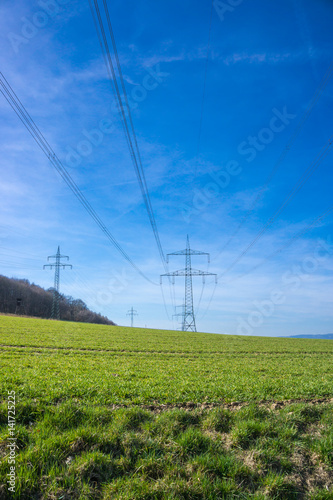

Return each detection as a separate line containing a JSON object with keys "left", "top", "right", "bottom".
{"left": 44, "top": 246, "right": 72, "bottom": 320}
{"left": 160, "top": 236, "right": 217, "bottom": 332}
{"left": 127, "top": 307, "right": 138, "bottom": 327}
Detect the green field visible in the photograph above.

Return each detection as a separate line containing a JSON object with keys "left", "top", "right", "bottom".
{"left": 0, "top": 315, "right": 332, "bottom": 499}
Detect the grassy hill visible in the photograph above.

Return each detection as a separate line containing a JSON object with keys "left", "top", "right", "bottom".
{"left": 0, "top": 315, "right": 332, "bottom": 499}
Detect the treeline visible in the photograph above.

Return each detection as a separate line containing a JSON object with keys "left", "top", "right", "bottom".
{"left": 0, "top": 275, "right": 115, "bottom": 325}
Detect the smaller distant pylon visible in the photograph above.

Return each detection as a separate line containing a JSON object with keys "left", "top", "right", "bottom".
{"left": 127, "top": 307, "right": 138, "bottom": 327}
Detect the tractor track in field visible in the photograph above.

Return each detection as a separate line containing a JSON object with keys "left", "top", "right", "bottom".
{"left": 2, "top": 395, "right": 331, "bottom": 413}
{"left": 0, "top": 343, "right": 332, "bottom": 357}
{"left": 40, "top": 396, "right": 333, "bottom": 413}
{"left": 104, "top": 396, "right": 333, "bottom": 413}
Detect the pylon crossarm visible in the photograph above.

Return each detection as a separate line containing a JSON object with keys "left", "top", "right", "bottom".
{"left": 167, "top": 250, "right": 187, "bottom": 256}
{"left": 189, "top": 269, "right": 216, "bottom": 276}
{"left": 162, "top": 269, "right": 216, "bottom": 277}
{"left": 160, "top": 268, "right": 186, "bottom": 278}
{"left": 167, "top": 250, "right": 209, "bottom": 257}
{"left": 188, "top": 250, "right": 209, "bottom": 257}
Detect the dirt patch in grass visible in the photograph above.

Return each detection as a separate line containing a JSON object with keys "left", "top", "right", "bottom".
{"left": 237, "top": 448, "right": 261, "bottom": 473}
{"left": 285, "top": 450, "right": 333, "bottom": 495}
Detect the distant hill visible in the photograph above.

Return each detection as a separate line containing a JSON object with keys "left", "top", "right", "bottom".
{"left": 288, "top": 334, "right": 333, "bottom": 340}
{"left": 0, "top": 274, "right": 115, "bottom": 325}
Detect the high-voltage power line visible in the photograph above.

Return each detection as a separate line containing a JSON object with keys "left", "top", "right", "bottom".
{"left": 219, "top": 135, "right": 333, "bottom": 279}
{"left": 161, "top": 236, "right": 217, "bottom": 332}
{"left": 43, "top": 246, "right": 72, "bottom": 320}
{"left": 216, "top": 60, "right": 333, "bottom": 258}
{"left": 0, "top": 72, "right": 155, "bottom": 284}
{"left": 88, "top": 0, "right": 167, "bottom": 272}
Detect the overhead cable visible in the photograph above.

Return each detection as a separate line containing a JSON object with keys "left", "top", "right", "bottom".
{"left": 219, "top": 136, "right": 333, "bottom": 278}
{"left": 217, "top": 61, "right": 333, "bottom": 256}
{"left": 0, "top": 72, "right": 156, "bottom": 284}
{"left": 89, "top": 0, "right": 167, "bottom": 271}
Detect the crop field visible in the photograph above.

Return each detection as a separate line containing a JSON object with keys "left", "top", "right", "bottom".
{"left": 0, "top": 315, "right": 333, "bottom": 499}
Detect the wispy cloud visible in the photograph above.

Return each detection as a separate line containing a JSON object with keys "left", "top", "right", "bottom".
{"left": 220, "top": 50, "right": 306, "bottom": 66}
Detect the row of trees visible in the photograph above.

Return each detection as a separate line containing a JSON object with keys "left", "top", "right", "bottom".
{"left": 0, "top": 275, "right": 115, "bottom": 325}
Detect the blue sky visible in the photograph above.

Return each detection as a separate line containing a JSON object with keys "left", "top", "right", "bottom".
{"left": 0, "top": 0, "right": 332, "bottom": 336}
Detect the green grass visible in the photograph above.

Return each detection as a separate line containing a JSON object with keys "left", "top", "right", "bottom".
{"left": 0, "top": 315, "right": 332, "bottom": 499}
{"left": 1, "top": 315, "right": 333, "bottom": 405}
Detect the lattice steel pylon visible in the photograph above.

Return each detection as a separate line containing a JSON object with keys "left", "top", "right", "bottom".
{"left": 160, "top": 236, "right": 217, "bottom": 332}
{"left": 127, "top": 307, "right": 138, "bottom": 327}
{"left": 43, "top": 246, "right": 72, "bottom": 320}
